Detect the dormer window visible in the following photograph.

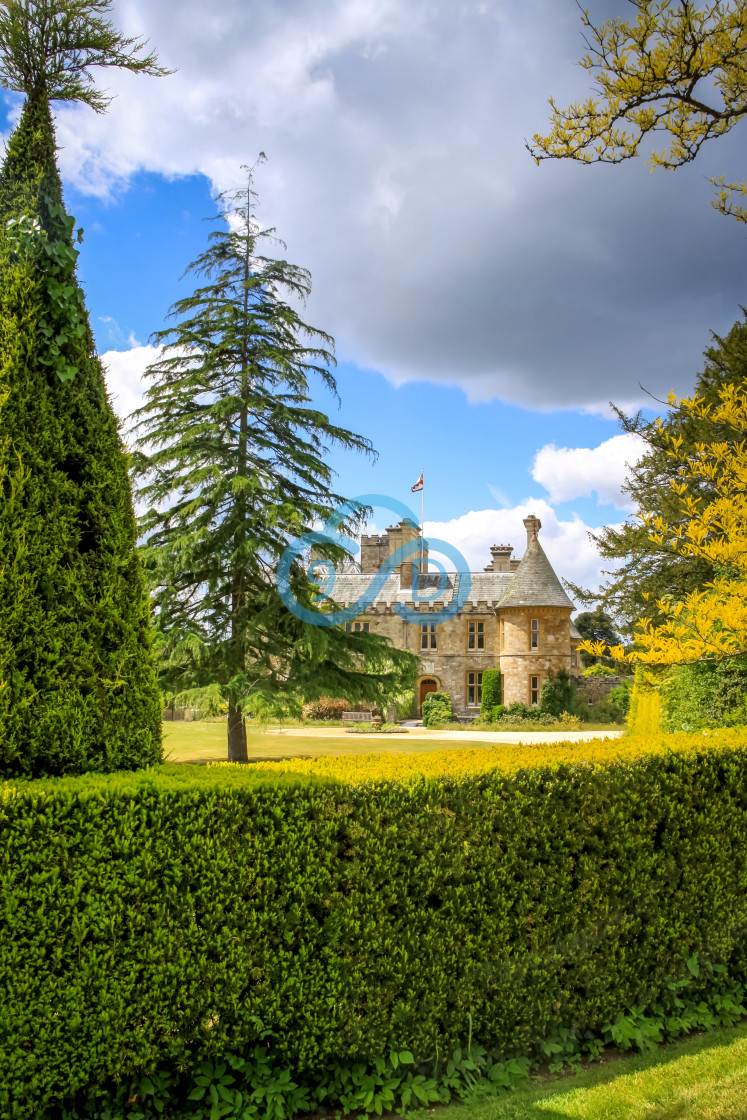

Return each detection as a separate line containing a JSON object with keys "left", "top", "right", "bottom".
{"left": 531, "top": 619, "right": 539, "bottom": 649}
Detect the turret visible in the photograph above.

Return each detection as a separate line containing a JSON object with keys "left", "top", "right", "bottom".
{"left": 496, "top": 529, "right": 575, "bottom": 708}
{"left": 386, "top": 520, "right": 428, "bottom": 589}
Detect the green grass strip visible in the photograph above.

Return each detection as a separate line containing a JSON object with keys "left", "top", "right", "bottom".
{"left": 444, "top": 1021, "right": 747, "bottom": 1120}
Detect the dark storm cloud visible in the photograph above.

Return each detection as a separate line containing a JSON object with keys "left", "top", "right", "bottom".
{"left": 40, "top": 0, "right": 747, "bottom": 412}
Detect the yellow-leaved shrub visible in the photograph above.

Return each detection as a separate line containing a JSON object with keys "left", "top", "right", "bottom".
{"left": 215, "top": 726, "right": 738, "bottom": 784}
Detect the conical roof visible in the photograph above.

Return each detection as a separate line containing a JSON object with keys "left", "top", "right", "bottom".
{"left": 497, "top": 536, "right": 575, "bottom": 610}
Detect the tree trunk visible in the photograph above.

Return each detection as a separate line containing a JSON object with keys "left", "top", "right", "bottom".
{"left": 227, "top": 701, "right": 248, "bottom": 762}
{"left": 224, "top": 233, "right": 253, "bottom": 770}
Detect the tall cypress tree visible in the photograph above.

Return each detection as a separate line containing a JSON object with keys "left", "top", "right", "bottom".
{"left": 0, "top": 1, "right": 169, "bottom": 776}
{"left": 133, "top": 170, "right": 417, "bottom": 761}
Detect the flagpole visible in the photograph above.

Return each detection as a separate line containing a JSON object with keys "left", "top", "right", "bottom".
{"left": 421, "top": 469, "right": 424, "bottom": 573}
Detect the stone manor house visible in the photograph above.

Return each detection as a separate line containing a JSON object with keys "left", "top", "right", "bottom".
{"left": 330, "top": 514, "right": 581, "bottom": 719}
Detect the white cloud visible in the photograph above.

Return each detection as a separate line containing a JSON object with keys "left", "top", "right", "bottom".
{"left": 98, "top": 314, "right": 142, "bottom": 350}
{"left": 23, "top": 0, "right": 742, "bottom": 413}
{"left": 487, "top": 482, "right": 512, "bottom": 507}
{"left": 425, "top": 499, "right": 621, "bottom": 594}
{"left": 531, "top": 433, "right": 646, "bottom": 509}
{"left": 101, "top": 344, "right": 160, "bottom": 429}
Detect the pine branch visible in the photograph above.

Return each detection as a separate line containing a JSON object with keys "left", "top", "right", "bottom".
{"left": 0, "top": 0, "right": 172, "bottom": 111}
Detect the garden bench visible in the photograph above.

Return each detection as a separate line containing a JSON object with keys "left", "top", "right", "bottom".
{"left": 341, "top": 711, "right": 374, "bottom": 724}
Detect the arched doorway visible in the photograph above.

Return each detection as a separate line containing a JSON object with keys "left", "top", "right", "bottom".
{"left": 419, "top": 677, "right": 439, "bottom": 713}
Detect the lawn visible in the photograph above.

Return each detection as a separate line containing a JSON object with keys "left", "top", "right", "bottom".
{"left": 162, "top": 721, "right": 624, "bottom": 764}
{"left": 442, "top": 1022, "right": 747, "bottom": 1120}
{"left": 161, "top": 720, "right": 502, "bottom": 763}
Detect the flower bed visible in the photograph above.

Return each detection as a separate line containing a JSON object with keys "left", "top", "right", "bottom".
{"left": 344, "top": 723, "right": 409, "bottom": 734}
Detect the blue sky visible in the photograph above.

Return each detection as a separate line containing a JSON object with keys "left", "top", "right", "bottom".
{"left": 6, "top": 0, "right": 746, "bottom": 599}
{"left": 67, "top": 166, "right": 629, "bottom": 550}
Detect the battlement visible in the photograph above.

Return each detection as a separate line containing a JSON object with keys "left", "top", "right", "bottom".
{"left": 359, "top": 520, "right": 428, "bottom": 588}
{"left": 360, "top": 533, "right": 390, "bottom": 574}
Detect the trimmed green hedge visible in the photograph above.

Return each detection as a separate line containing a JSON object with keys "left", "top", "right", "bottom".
{"left": 662, "top": 657, "right": 747, "bottom": 731}
{"left": 2, "top": 748, "right": 747, "bottom": 1117}
{"left": 479, "top": 669, "right": 501, "bottom": 721}
{"left": 421, "top": 691, "right": 452, "bottom": 727}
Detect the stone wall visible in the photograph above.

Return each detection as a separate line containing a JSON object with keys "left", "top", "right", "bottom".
{"left": 574, "top": 674, "right": 626, "bottom": 707}
{"left": 498, "top": 606, "right": 573, "bottom": 707}
{"left": 360, "top": 521, "right": 428, "bottom": 588}
{"left": 357, "top": 605, "right": 500, "bottom": 717}
{"left": 352, "top": 603, "right": 572, "bottom": 717}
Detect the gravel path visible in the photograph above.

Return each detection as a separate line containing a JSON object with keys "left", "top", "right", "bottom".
{"left": 265, "top": 727, "right": 625, "bottom": 745}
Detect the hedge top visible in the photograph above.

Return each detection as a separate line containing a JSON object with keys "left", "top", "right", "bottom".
{"left": 3, "top": 728, "right": 746, "bottom": 798}
{"left": 224, "top": 728, "right": 747, "bottom": 784}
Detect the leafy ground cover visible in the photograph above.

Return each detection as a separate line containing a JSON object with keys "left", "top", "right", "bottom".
{"left": 344, "top": 723, "right": 409, "bottom": 733}
{"left": 441, "top": 1021, "right": 747, "bottom": 1120}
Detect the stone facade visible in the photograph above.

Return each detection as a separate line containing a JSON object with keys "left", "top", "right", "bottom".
{"left": 331, "top": 514, "right": 581, "bottom": 719}
{"left": 499, "top": 605, "right": 579, "bottom": 707}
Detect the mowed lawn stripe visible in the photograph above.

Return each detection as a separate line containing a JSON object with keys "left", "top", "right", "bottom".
{"left": 162, "top": 720, "right": 494, "bottom": 763}
{"left": 442, "top": 1023, "right": 747, "bottom": 1120}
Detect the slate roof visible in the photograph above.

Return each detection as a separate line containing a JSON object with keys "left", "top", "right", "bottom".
{"left": 570, "top": 619, "right": 581, "bottom": 639}
{"left": 497, "top": 537, "right": 575, "bottom": 610}
{"left": 330, "top": 570, "right": 513, "bottom": 608}
{"left": 329, "top": 537, "right": 575, "bottom": 612}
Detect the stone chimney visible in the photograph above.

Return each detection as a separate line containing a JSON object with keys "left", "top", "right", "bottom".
{"left": 386, "top": 520, "right": 428, "bottom": 590}
{"left": 523, "top": 513, "right": 542, "bottom": 550}
{"left": 360, "top": 521, "right": 427, "bottom": 588}
{"left": 485, "top": 544, "right": 513, "bottom": 572}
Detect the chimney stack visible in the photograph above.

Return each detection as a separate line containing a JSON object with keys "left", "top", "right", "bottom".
{"left": 379, "top": 520, "right": 428, "bottom": 589}
{"left": 360, "top": 521, "right": 428, "bottom": 583}
{"left": 485, "top": 544, "right": 513, "bottom": 572}
{"left": 523, "top": 513, "right": 541, "bottom": 550}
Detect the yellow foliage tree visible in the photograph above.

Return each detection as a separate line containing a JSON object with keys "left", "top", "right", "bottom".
{"left": 529, "top": 0, "right": 747, "bottom": 222}
{"left": 582, "top": 383, "right": 747, "bottom": 665}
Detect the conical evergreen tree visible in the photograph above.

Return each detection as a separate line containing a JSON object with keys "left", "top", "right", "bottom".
{"left": 132, "top": 169, "right": 417, "bottom": 761}
{"left": 0, "top": 3, "right": 167, "bottom": 776}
